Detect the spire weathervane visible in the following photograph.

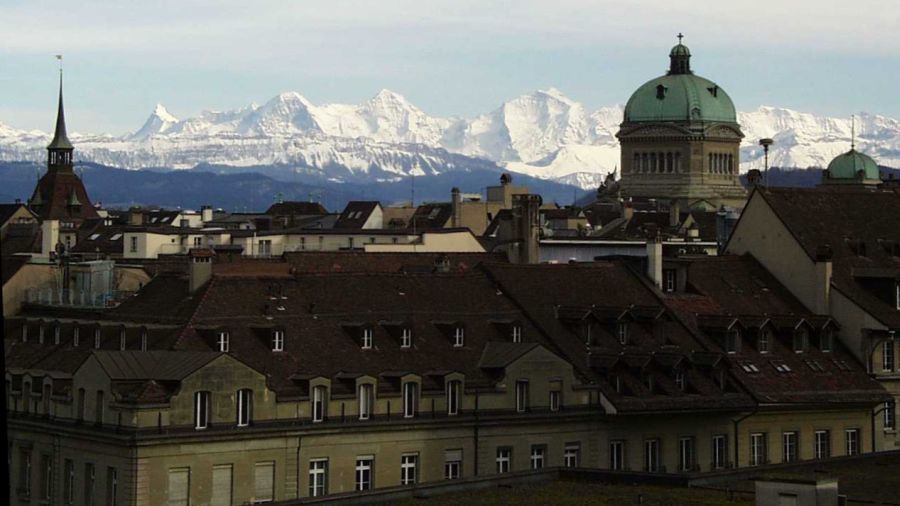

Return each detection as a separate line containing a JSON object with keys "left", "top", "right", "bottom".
{"left": 851, "top": 114, "right": 856, "bottom": 150}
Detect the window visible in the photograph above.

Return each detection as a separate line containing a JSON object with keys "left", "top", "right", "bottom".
{"left": 73, "top": 327, "right": 80, "bottom": 347}
{"left": 758, "top": 328, "right": 771, "bottom": 353}
{"left": 793, "top": 328, "right": 809, "bottom": 353}
{"left": 355, "top": 457, "right": 373, "bottom": 491}
{"left": 530, "top": 445, "right": 546, "bottom": 470}
{"left": 361, "top": 328, "right": 373, "bottom": 349}
{"left": 77, "top": 388, "right": 86, "bottom": 421}
{"left": 564, "top": 444, "right": 580, "bottom": 468}
{"left": 496, "top": 448, "right": 511, "bottom": 474}
{"left": 401, "top": 454, "right": 418, "bottom": 485}
{"left": 444, "top": 450, "right": 462, "bottom": 480}
{"left": 272, "top": 330, "right": 284, "bottom": 352}
{"left": 254, "top": 461, "right": 275, "bottom": 503}
{"left": 663, "top": 269, "right": 676, "bottom": 292}
{"left": 782, "top": 431, "right": 798, "bottom": 463}
{"left": 54, "top": 326, "right": 61, "bottom": 344}
{"left": 39, "top": 325, "right": 45, "bottom": 344}
{"left": 820, "top": 328, "right": 834, "bottom": 352}
{"left": 129, "top": 236, "right": 137, "bottom": 253}
{"left": 750, "top": 433, "right": 767, "bottom": 466}
{"left": 846, "top": 429, "right": 860, "bottom": 456}
{"left": 549, "top": 390, "right": 561, "bottom": 412}
{"left": 192, "top": 237, "right": 202, "bottom": 247}
{"left": 308, "top": 459, "right": 328, "bottom": 497}
{"left": 41, "top": 454, "right": 52, "bottom": 501}
{"left": 617, "top": 322, "right": 629, "bottom": 345}
{"left": 94, "top": 328, "right": 101, "bottom": 349}
{"left": 19, "top": 448, "right": 32, "bottom": 497}
{"left": 237, "top": 389, "right": 252, "bottom": 427}
{"left": 675, "top": 371, "right": 686, "bottom": 391}
{"left": 515, "top": 380, "right": 529, "bottom": 413}
{"left": 140, "top": 330, "right": 148, "bottom": 351}
{"left": 216, "top": 332, "right": 229, "bottom": 352}
{"left": 22, "top": 324, "right": 27, "bottom": 342}
{"left": 119, "top": 329, "right": 126, "bottom": 351}
{"left": 85, "top": 462, "right": 96, "bottom": 506}
{"left": 258, "top": 240, "right": 272, "bottom": 256}
{"left": 167, "top": 468, "right": 190, "bottom": 506}
{"left": 886, "top": 400, "right": 896, "bottom": 430}
{"left": 883, "top": 341, "right": 895, "bottom": 372}
{"left": 400, "top": 328, "right": 412, "bottom": 348}
{"left": 512, "top": 325, "right": 522, "bottom": 343}
{"left": 726, "top": 328, "right": 741, "bottom": 353}
{"left": 211, "top": 465, "right": 233, "bottom": 506}
{"left": 64, "top": 459, "right": 75, "bottom": 504}
{"left": 106, "top": 467, "right": 118, "bottom": 506}
{"left": 712, "top": 435, "right": 728, "bottom": 470}
{"left": 446, "top": 380, "right": 461, "bottom": 416}
{"left": 644, "top": 439, "right": 660, "bottom": 472}
{"left": 679, "top": 437, "right": 695, "bottom": 471}
{"left": 814, "top": 430, "right": 831, "bottom": 459}
{"left": 453, "top": 327, "right": 465, "bottom": 347}
{"left": 358, "top": 384, "right": 373, "bottom": 420}
{"left": 312, "top": 385, "right": 327, "bottom": 422}
{"left": 194, "top": 391, "right": 210, "bottom": 429}
{"left": 96, "top": 390, "right": 105, "bottom": 424}
{"left": 610, "top": 440, "right": 625, "bottom": 470}
{"left": 403, "top": 382, "right": 418, "bottom": 418}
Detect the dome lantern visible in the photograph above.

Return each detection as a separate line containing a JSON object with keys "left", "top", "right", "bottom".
{"left": 668, "top": 33, "right": 692, "bottom": 75}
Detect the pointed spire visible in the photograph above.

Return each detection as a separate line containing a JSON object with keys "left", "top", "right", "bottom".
{"left": 48, "top": 56, "right": 74, "bottom": 151}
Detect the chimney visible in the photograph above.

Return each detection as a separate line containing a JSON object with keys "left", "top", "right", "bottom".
{"left": 201, "top": 205, "right": 213, "bottom": 223}
{"left": 41, "top": 219, "right": 60, "bottom": 257}
{"left": 451, "top": 187, "right": 462, "bottom": 228}
{"left": 189, "top": 248, "right": 215, "bottom": 293}
{"left": 622, "top": 201, "right": 634, "bottom": 221}
{"left": 510, "top": 194, "right": 542, "bottom": 264}
{"left": 646, "top": 235, "right": 663, "bottom": 289}
{"left": 668, "top": 200, "right": 681, "bottom": 227}
{"left": 129, "top": 207, "right": 143, "bottom": 226}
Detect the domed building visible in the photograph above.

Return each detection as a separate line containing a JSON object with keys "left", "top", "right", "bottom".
{"left": 616, "top": 37, "right": 747, "bottom": 209}
{"left": 820, "top": 145, "right": 882, "bottom": 188}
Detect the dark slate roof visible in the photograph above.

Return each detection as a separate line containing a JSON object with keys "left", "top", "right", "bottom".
{"left": 29, "top": 169, "right": 99, "bottom": 222}
{"left": 105, "top": 275, "right": 203, "bottom": 324}
{"left": 662, "top": 254, "right": 888, "bottom": 405}
{"left": 334, "top": 201, "right": 380, "bottom": 229}
{"left": 482, "top": 262, "right": 755, "bottom": 413}
{"left": 0, "top": 203, "right": 35, "bottom": 226}
{"left": 409, "top": 203, "right": 452, "bottom": 230}
{"left": 283, "top": 251, "right": 505, "bottom": 274}
{"left": 753, "top": 188, "right": 900, "bottom": 328}
{"left": 2, "top": 255, "right": 29, "bottom": 285}
{"left": 478, "top": 342, "right": 540, "bottom": 368}
{"left": 1, "top": 223, "right": 41, "bottom": 256}
{"left": 265, "top": 201, "right": 329, "bottom": 216}
{"left": 93, "top": 351, "right": 221, "bottom": 380}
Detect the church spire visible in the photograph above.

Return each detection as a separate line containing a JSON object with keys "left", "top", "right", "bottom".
{"left": 47, "top": 55, "right": 74, "bottom": 169}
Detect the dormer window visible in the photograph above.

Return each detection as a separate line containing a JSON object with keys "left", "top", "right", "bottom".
{"left": 361, "top": 328, "right": 373, "bottom": 350}
{"left": 312, "top": 385, "right": 327, "bottom": 422}
{"left": 400, "top": 328, "right": 412, "bottom": 348}
{"left": 403, "top": 382, "right": 418, "bottom": 418}
{"left": 446, "top": 380, "right": 461, "bottom": 416}
{"left": 895, "top": 283, "right": 899, "bottom": 310}
{"left": 272, "top": 330, "right": 284, "bottom": 352}
{"left": 217, "top": 332, "right": 230, "bottom": 352}
{"left": 140, "top": 330, "right": 148, "bottom": 351}
{"left": 656, "top": 84, "right": 667, "bottom": 100}
{"left": 512, "top": 326, "right": 522, "bottom": 343}
{"left": 820, "top": 328, "right": 834, "bottom": 352}
{"left": 663, "top": 269, "right": 677, "bottom": 292}
{"left": 73, "top": 327, "right": 80, "bottom": 347}
{"left": 119, "top": 329, "right": 127, "bottom": 350}
{"left": 453, "top": 327, "right": 465, "bottom": 348}
{"left": 39, "top": 325, "right": 45, "bottom": 344}
{"left": 725, "top": 329, "right": 741, "bottom": 354}
{"left": 94, "top": 328, "right": 101, "bottom": 349}
{"left": 21, "top": 324, "right": 27, "bottom": 343}
{"left": 645, "top": 375, "right": 654, "bottom": 393}
{"left": 54, "top": 326, "right": 60, "bottom": 345}
{"left": 758, "top": 328, "right": 771, "bottom": 354}
{"left": 793, "top": 328, "right": 809, "bottom": 353}
{"left": 617, "top": 322, "right": 629, "bottom": 345}
{"left": 613, "top": 375, "right": 622, "bottom": 393}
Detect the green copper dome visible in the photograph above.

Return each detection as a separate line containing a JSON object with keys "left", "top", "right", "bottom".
{"left": 826, "top": 149, "right": 880, "bottom": 180}
{"left": 623, "top": 40, "right": 737, "bottom": 123}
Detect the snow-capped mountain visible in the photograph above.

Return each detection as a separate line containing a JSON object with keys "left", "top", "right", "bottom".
{"left": 1, "top": 89, "right": 898, "bottom": 190}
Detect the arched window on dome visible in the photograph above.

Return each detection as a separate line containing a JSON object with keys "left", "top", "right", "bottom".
{"left": 666, "top": 153, "right": 674, "bottom": 173}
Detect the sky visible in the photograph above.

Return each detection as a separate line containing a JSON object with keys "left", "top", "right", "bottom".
{"left": 1, "top": 0, "right": 898, "bottom": 134}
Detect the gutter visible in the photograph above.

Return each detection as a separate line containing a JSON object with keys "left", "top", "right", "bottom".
{"left": 732, "top": 407, "right": 758, "bottom": 469}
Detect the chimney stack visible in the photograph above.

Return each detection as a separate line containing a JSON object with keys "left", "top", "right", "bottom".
{"left": 450, "top": 187, "right": 461, "bottom": 228}
{"left": 510, "top": 194, "right": 542, "bottom": 264}
{"left": 189, "top": 248, "right": 215, "bottom": 293}
{"left": 129, "top": 207, "right": 143, "bottom": 226}
{"left": 646, "top": 235, "right": 663, "bottom": 289}
{"left": 41, "top": 219, "right": 60, "bottom": 257}
{"left": 201, "top": 205, "right": 213, "bottom": 223}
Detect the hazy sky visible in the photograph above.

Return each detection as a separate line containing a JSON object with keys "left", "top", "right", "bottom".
{"left": 2, "top": 0, "right": 898, "bottom": 134}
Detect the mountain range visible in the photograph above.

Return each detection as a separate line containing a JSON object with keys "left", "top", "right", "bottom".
{"left": 1, "top": 88, "right": 898, "bottom": 191}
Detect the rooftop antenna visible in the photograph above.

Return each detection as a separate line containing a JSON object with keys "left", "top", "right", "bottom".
{"left": 851, "top": 114, "right": 856, "bottom": 150}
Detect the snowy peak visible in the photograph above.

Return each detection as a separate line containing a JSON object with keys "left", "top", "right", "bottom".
{"left": 130, "top": 103, "right": 179, "bottom": 140}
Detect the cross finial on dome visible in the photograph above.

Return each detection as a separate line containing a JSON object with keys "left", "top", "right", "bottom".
{"left": 677, "top": 33, "right": 684, "bottom": 43}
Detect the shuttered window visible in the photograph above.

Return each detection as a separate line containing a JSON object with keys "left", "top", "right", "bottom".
{"left": 254, "top": 461, "right": 275, "bottom": 503}
{"left": 210, "top": 465, "right": 233, "bottom": 506}
{"left": 167, "top": 468, "right": 190, "bottom": 506}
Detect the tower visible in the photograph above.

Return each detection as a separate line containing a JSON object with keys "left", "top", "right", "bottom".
{"left": 29, "top": 65, "right": 99, "bottom": 225}
{"left": 616, "top": 36, "right": 747, "bottom": 210}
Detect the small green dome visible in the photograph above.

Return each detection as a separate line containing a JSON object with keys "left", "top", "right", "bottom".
{"left": 624, "top": 73, "right": 737, "bottom": 123}
{"left": 826, "top": 149, "right": 880, "bottom": 180}
{"left": 669, "top": 43, "right": 691, "bottom": 57}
